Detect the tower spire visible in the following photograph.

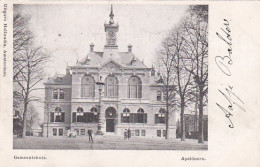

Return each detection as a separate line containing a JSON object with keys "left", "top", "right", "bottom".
{"left": 109, "top": 4, "right": 114, "bottom": 24}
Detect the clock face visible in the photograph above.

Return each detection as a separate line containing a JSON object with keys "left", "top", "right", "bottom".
{"left": 108, "top": 31, "right": 116, "bottom": 39}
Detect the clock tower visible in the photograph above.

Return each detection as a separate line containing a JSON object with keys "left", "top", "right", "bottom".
{"left": 104, "top": 5, "right": 119, "bottom": 49}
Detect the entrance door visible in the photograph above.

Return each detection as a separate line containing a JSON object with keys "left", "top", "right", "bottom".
{"left": 106, "top": 119, "right": 115, "bottom": 132}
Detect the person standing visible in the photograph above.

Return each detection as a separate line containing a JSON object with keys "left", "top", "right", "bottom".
{"left": 124, "top": 129, "right": 128, "bottom": 140}
{"left": 87, "top": 128, "right": 94, "bottom": 143}
{"left": 127, "top": 128, "right": 131, "bottom": 140}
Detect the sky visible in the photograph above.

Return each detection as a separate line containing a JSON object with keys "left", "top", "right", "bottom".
{"left": 14, "top": 4, "right": 189, "bottom": 123}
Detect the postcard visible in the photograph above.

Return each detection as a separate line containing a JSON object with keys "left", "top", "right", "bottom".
{"left": 0, "top": 0, "right": 259, "bottom": 167}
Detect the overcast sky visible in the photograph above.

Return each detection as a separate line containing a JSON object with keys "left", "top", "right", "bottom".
{"left": 15, "top": 4, "right": 189, "bottom": 122}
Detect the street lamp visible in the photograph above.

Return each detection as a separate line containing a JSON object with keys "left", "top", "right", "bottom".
{"left": 95, "top": 78, "right": 105, "bottom": 135}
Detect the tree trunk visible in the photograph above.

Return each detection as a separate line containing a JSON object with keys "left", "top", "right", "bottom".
{"left": 165, "top": 86, "right": 169, "bottom": 139}
{"left": 22, "top": 101, "right": 28, "bottom": 138}
{"left": 180, "top": 99, "right": 185, "bottom": 141}
{"left": 198, "top": 89, "right": 204, "bottom": 143}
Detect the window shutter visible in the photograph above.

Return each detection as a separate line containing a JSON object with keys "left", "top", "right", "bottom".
{"left": 121, "top": 113, "right": 124, "bottom": 123}
{"left": 115, "top": 114, "right": 118, "bottom": 125}
{"left": 84, "top": 113, "right": 88, "bottom": 123}
{"left": 61, "top": 112, "right": 65, "bottom": 122}
{"left": 155, "top": 114, "right": 158, "bottom": 124}
{"left": 134, "top": 113, "right": 137, "bottom": 123}
{"left": 144, "top": 113, "right": 147, "bottom": 123}
{"left": 130, "top": 113, "right": 134, "bottom": 123}
{"left": 50, "top": 112, "right": 54, "bottom": 122}
{"left": 72, "top": 112, "right": 76, "bottom": 123}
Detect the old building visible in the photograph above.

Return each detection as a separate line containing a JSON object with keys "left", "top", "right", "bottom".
{"left": 43, "top": 6, "right": 176, "bottom": 138}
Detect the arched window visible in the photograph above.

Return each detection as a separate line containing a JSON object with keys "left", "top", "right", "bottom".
{"left": 137, "top": 108, "right": 144, "bottom": 113}
{"left": 81, "top": 75, "right": 95, "bottom": 98}
{"left": 76, "top": 107, "right": 84, "bottom": 122}
{"left": 157, "top": 91, "right": 162, "bottom": 101}
{"left": 105, "top": 75, "right": 119, "bottom": 98}
{"left": 53, "top": 89, "right": 58, "bottom": 99}
{"left": 87, "top": 107, "right": 98, "bottom": 122}
{"left": 128, "top": 76, "right": 142, "bottom": 98}
{"left": 122, "top": 108, "right": 130, "bottom": 123}
{"left": 136, "top": 108, "right": 146, "bottom": 123}
{"left": 52, "top": 107, "right": 64, "bottom": 122}
{"left": 155, "top": 108, "right": 166, "bottom": 124}
{"left": 59, "top": 89, "right": 64, "bottom": 99}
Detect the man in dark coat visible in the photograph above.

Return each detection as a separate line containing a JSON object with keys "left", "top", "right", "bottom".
{"left": 87, "top": 128, "right": 94, "bottom": 143}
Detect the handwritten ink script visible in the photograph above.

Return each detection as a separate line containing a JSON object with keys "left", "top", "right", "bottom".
{"left": 215, "top": 19, "right": 246, "bottom": 128}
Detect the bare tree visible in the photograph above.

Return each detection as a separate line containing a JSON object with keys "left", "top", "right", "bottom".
{"left": 13, "top": 12, "right": 49, "bottom": 138}
{"left": 170, "top": 28, "right": 193, "bottom": 141}
{"left": 157, "top": 26, "right": 194, "bottom": 141}
{"left": 156, "top": 38, "right": 176, "bottom": 139}
{"left": 13, "top": 45, "right": 49, "bottom": 137}
{"left": 13, "top": 13, "right": 33, "bottom": 80}
{"left": 181, "top": 6, "right": 208, "bottom": 143}
{"left": 26, "top": 104, "right": 40, "bottom": 133}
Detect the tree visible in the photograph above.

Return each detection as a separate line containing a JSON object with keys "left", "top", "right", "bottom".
{"left": 13, "top": 13, "right": 33, "bottom": 80}
{"left": 156, "top": 5, "right": 208, "bottom": 142}
{"left": 26, "top": 104, "right": 40, "bottom": 133}
{"left": 181, "top": 6, "right": 208, "bottom": 143}
{"left": 170, "top": 28, "right": 193, "bottom": 141}
{"left": 156, "top": 38, "right": 176, "bottom": 139}
{"left": 13, "top": 13, "right": 49, "bottom": 138}
{"left": 157, "top": 26, "right": 193, "bottom": 141}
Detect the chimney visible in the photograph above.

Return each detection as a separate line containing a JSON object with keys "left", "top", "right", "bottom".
{"left": 90, "top": 43, "right": 94, "bottom": 52}
{"left": 128, "top": 44, "right": 132, "bottom": 52}
{"left": 151, "top": 65, "right": 155, "bottom": 76}
{"left": 66, "top": 67, "right": 70, "bottom": 75}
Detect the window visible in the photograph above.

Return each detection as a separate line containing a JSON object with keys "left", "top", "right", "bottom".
{"left": 128, "top": 108, "right": 147, "bottom": 124}
{"left": 76, "top": 107, "right": 84, "bottom": 122}
{"left": 105, "top": 75, "right": 119, "bottom": 98}
{"left": 155, "top": 108, "right": 166, "bottom": 124}
{"left": 53, "top": 89, "right": 65, "bottom": 99}
{"left": 59, "top": 89, "right": 64, "bottom": 99}
{"left": 85, "top": 107, "right": 98, "bottom": 123}
{"left": 157, "top": 130, "right": 161, "bottom": 137}
{"left": 59, "top": 129, "right": 63, "bottom": 136}
{"left": 81, "top": 129, "right": 85, "bottom": 135}
{"left": 121, "top": 108, "right": 130, "bottom": 123}
{"left": 163, "top": 130, "right": 166, "bottom": 137}
{"left": 54, "top": 107, "right": 64, "bottom": 122}
{"left": 75, "top": 129, "right": 79, "bottom": 135}
{"left": 136, "top": 108, "right": 145, "bottom": 123}
{"left": 81, "top": 75, "right": 95, "bottom": 98}
{"left": 135, "top": 129, "right": 140, "bottom": 136}
{"left": 163, "top": 92, "right": 166, "bottom": 101}
{"left": 90, "top": 107, "right": 98, "bottom": 122}
{"left": 141, "top": 130, "right": 146, "bottom": 136}
{"left": 53, "top": 128, "right": 57, "bottom": 136}
{"left": 128, "top": 76, "right": 142, "bottom": 98}
{"left": 53, "top": 89, "right": 58, "bottom": 99}
{"left": 157, "top": 91, "right": 162, "bottom": 101}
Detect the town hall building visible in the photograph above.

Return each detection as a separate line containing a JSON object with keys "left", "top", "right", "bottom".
{"left": 43, "top": 6, "right": 176, "bottom": 138}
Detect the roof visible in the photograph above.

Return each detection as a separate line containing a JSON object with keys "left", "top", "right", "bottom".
{"left": 44, "top": 73, "right": 72, "bottom": 85}
{"left": 75, "top": 50, "right": 149, "bottom": 69}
